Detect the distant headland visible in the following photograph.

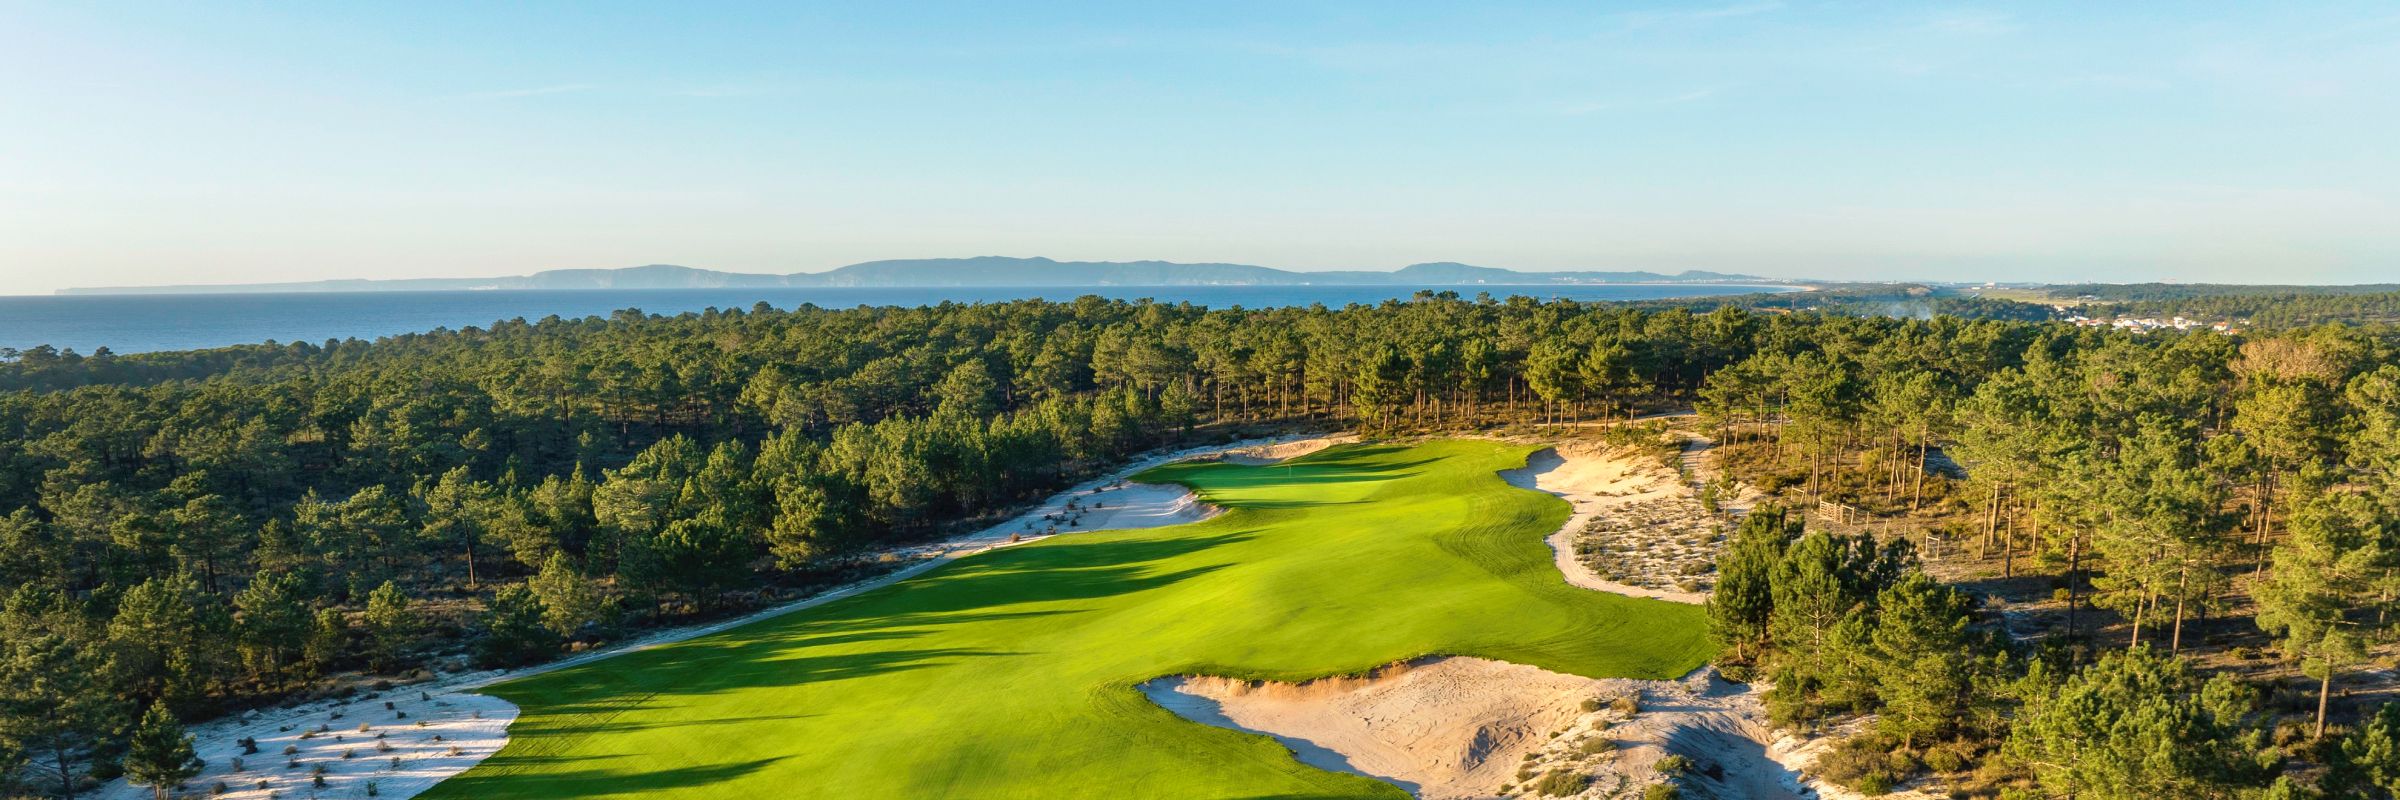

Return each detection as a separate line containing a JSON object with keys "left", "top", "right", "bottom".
{"left": 56, "top": 257, "right": 1774, "bottom": 295}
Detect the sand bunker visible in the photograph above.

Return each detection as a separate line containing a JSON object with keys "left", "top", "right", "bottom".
{"left": 1501, "top": 445, "right": 1714, "bottom": 605}
{"left": 1145, "top": 658, "right": 1816, "bottom": 800}
{"left": 1209, "top": 434, "right": 1360, "bottom": 466}
{"left": 996, "top": 477, "right": 1220, "bottom": 538}
{"left": 1145, "top": 658, "right": 1600, "bottom": 798}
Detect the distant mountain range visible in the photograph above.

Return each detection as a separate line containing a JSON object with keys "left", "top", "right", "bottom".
{"left": 57, "top": 258, "right": 1774, "bottom": 295}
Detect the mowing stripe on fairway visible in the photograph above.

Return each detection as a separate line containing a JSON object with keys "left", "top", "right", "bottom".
{"left": 422, "top": 439, "right": 1713, "bottom": 799}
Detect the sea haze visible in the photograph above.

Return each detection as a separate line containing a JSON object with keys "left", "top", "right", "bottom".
{"left": 0, "top": 285, "right": 1783, "bottom": 355}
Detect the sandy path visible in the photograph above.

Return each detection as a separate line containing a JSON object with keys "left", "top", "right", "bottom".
{"left": 1501, "top": 445, "right": 1709, "bottom": 605}
{"left": 97, "top": 434, "right": 1341, "bottom": 800}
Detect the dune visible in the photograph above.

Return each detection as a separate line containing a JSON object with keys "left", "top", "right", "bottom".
{"left": 1501, "top": 444, "right": 1711, "bottom": 605}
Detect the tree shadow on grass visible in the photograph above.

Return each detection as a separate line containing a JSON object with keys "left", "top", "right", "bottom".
{"left": 784, "top": 529, "right": 1257, "bottom": 627}
{"left": 1144, "top": 446, "right": 1442, "bottom": 498}
{"left": 428, "top": 757, "right": 787, "bottom": 799}
{"left": 509, "top": 710, "right": 819, "bottom": 738}
{"left": 1220, "top": 498, "right": 1369, "bottom": 510}
{"left": 464, "top": 754, "right": 616, "bottom": 767}
{"left": 518, "top": 530, "right": 1255, "bottom": 708}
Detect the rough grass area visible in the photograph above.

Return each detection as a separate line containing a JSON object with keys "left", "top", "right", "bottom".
{"left": 423, "top": 440, "right": 1713, "bottom": 799}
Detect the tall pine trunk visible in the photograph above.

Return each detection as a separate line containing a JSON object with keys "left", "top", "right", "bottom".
{"left": 2171, "top": 567, "right": 2189, "bottom": 653}
{"left": 2318, "top": 669, "right": 2334, "bottom": 741}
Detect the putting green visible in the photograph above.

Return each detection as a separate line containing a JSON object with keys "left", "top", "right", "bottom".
{"left": 424, "top": 440, "right": 1712, "bottom": 799}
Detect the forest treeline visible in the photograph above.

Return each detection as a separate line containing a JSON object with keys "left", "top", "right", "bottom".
{"left": 2051, "top": 283, "right": 2400, "bottom": 302}
{"left": 2023, "top": 282, "right": 2400, "bottom": 329}
{"left": 0, "top": 293, "right": 2396, "bottom": 797}
{"left": 2090, "top": 292, "right": 2400, "bottom": 329}
{"left": 1693, "top": 313, "right": 2400, "bottom": 796}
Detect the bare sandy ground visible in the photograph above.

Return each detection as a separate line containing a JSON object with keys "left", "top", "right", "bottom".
{"left": 996, "top": 476, "right": 1219, "bottom": 536}
{"left": 1145, "top": 658, "right": 1601, "bottom": 798}
{"left": 97, "top": 434, "right": 1341, "bottom": 800}
{"left": 1145, "top": 658, "right": 1829, "bottom": 800}
{"left": 91, "top": 688, "right": 514, "bottom": 800}
{"left": 1501, "top": 445, "right": 1711, "bottom": 605}
{"left": 1211, "top": 434, "right": 1360, "bottom": 466}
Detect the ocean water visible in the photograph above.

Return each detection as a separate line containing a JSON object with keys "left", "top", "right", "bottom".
{"left": 0, "top": 284, "right": 1779, "bottom": 355}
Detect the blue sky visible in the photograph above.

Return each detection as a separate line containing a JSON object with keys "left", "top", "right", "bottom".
{"left": 3, "top": 1, "right": 2397, "bottom": 291}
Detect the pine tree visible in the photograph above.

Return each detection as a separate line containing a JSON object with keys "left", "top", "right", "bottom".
{"left": 527, "top": 552, "right": 608, "bottom": 637}
{"left": 475, "top": 586, "right": 559, "bottom": 668}
{"left": 1866, "top": 573, "right": 1980, "bottom": 747}
{"left": 0, "top": 737, "right": 25, "bottom": 798}
{"left": 0, "top": 632, "right": 120, "bottom": 800}
{"left": 362, "top": 581, "right": 417, "bottom": 672}
{"left": 2256, "top": 490, "right": 2390, "bottom": 740}
{"left": 2089, "top": 419, "right": 2224, "bottom": 652}
{"left": 233, "top": 572, "right": 310, "bottom": 689}
{"left": 934, "top": 359, "right": 1000, "bottom": 418}
{"left": 2005, "top": 647, "right": 2271, "bottom": 800}
{"left": 303, "top": 606, "right": 348, "bottom": 676}
{"left": 122, "top": 700, "right": 203, "bottom": 800}
{"left": 417, "top": 466, "right": 495, "bottom": 589}
{"left": 1706, "top": 506, "right": 1797, "bottom": 667}
{"left": 2329, "top": 703, "right": 2400, "bottom": 799}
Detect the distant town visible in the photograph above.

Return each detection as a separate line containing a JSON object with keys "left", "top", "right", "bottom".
{"left": 2060, "top": 309, "right": 2243, "bottom": 335}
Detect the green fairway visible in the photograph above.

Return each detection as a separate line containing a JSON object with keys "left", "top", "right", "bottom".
{"left": 425, "top": 440, "right": 1713, "bottom": 799}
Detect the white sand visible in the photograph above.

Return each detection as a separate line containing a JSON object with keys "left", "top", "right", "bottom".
{"left": 1000, "top": 479, "right": 1218, "bottom": 537}
{"left": 1144, "top": 658, "right": 1830, "bottom": 800}
{"left": 90, "top": 689, "right": 514, "bottom": 800}
{"left": 1212, "top": 435, "right": 1359, "bottom": 466}
{"left": 1144, "top": 658, "right": 1600, "bottom": 798}
{"left": 1500, "top": 445, "right": 1709, "bottom": 605}
{"left": 97, "top": 434, "right": 1344, "bottom": 800}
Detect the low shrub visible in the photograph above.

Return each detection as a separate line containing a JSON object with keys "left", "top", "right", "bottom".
{"left": 1922, "top": 744, "right": 1971, "bottom": 773}
{"left": 1533, "top": 770, "right": 1590, "bottom": 797}
{"left": 1814, "top": 733, "right": 1905, "bottom": 794}
{"left": 1642, "top": 782, "right": 1680, "bottom": 800}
